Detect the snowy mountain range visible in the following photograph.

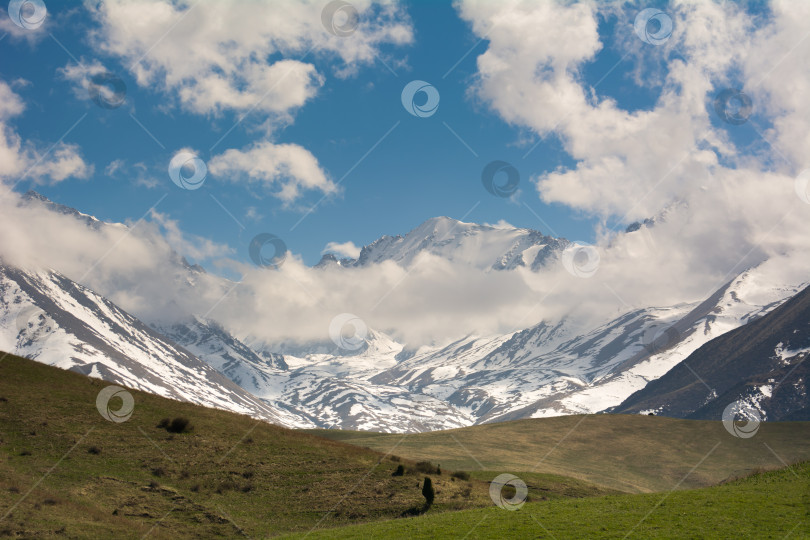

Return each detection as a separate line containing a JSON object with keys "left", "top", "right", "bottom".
{"left": 1, "top": 192, "right": 807, "bottom": 432}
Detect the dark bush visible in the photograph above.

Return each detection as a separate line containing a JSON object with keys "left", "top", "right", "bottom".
{"left": 414, "top": 461, "right": 439, "bottom": 474}
{"left": 216, "top": 480, "right": 238, "bottom": 494}
{"left": 156, "top": 418, "right": 170, "bottom": 429}
{"left": 422, "top": 477, "right": 435, "bottom": 510}
{"left": 392, "top": 464, "right": 405, "bottom": 477}
{"left": 451, "top": 471, "right": 470, "bottom": 481}
{"left": 88, "top": 446, "right": 102, "bottom": 455}
{"left": 167, "top": 417, "right": 193, "bottom": 434}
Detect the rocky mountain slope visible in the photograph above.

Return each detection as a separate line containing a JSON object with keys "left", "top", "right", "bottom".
{"left": 0, "top": 264, "right": 302, "bottom": 426}
{"left": 613, "top": 282, "right": 810, "bottom": 421}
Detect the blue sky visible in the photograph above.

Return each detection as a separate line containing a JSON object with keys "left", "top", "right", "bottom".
{"left": 0, "top": 1, "right": 665, "bottom": 267}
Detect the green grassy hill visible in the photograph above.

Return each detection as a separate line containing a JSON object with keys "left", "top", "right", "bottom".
{"left": 0, "top": 354, "right": 613, "bottom": 538}
{"left": 283, "top": 461, "right": 810, "bottom": 539}
{"left": 308, "top": 412, "right": 810, "bottom": 493}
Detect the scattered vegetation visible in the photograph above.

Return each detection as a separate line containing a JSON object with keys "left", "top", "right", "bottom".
{"left": 291, "top": 463, "right": 810, "bottom": 538}
{"left": 3, "top": 353, "right": 559, "bottom": 538}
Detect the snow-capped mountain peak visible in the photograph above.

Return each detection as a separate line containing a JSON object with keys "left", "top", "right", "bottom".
{"left": 319, "top": 215, "right": 568, "bottom": 271}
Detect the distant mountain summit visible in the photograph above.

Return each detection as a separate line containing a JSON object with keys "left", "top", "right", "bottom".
{"left": 317, "top": 216, "right": 568, "bottom": 271}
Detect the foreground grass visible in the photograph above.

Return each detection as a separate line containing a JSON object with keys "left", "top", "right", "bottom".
{"left": 310, "top": 413, "right": 810, "bottom": 492}
{"left": 284, "top": 462, "right": 810, "bottom": 539}
{"left": 0, "top": 354, "right": 613, "bottom": 538}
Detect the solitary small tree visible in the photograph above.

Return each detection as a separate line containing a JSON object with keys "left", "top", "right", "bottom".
{"left": 392, "top": 464, "right": 405, "bottom": 477}
{"left": 422, "top": 477, "right": 435, "bottom": 510}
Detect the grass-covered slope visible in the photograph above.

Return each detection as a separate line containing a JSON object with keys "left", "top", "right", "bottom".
{"left": 284, "top": 462, "right": 810, "bottom": 539}
{"left": 0, "top": 353, "right": 613, "bottom": 538}
{"left": 309, "top": 412, "right": 810, "bottom": 493}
